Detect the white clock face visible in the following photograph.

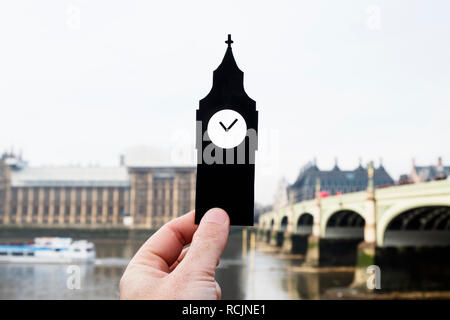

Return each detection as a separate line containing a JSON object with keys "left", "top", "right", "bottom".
{"left": 207, "top": 109, "right": 247, "bottom": 149}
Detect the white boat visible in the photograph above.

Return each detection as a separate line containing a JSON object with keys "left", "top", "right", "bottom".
{"left": 0, "top": 237, "right": 96, "bottom": 264}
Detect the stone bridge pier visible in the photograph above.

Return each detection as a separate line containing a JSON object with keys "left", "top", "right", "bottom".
{"left": 305, "top": 196, "right": 373, "bottom": 268}
{"left": 259, "top": 193, "right": 374, "bottom": 267}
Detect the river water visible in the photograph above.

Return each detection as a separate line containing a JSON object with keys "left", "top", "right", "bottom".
{"left": 0, "top": 229, "right": 355, "bottom": 300}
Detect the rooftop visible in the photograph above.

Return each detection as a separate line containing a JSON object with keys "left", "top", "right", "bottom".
{"left": 289, "top": 160, "right": 394, "bottom": 190}
{"left": 11, "top": 166, "right": 130, "bottom": 187}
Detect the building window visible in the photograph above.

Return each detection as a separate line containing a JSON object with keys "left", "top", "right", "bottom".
{"left": 138, "top": 173, "right": 146, "bottom": 183}
{"left": 86, "top": 189, "right": 92, "bottom": 202}
{"left": 108, "top": 188, "right": 114, "bottom": 202}
{"left": 12, "top": 189, "right": 18, "bottom": 203}
{"left": 138, "top": 189, "right": 147, "bottom": 202}
{"left": 44, "top": 188, "right": 50, "bottom": 202}
{"left": 33, "top": 188, "right": 39, "bottom": 201}
{"left": 76, "top": 188, "right": 82, "bottom": 202}
{"left": 97, "top": 188, "right": 104, "bottom": 203}
{"left": 54, "top": 189, "right": 60, "bottom": 202}
{"left": 65, "top": 188, "right": 71, "bottom": 203}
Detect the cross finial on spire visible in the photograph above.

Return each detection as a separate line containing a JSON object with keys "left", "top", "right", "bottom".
{"left": 225, "top": 34, "right": 233, "bottom": 47}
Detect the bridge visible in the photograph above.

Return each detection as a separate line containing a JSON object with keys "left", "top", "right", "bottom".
{"left": 259, "top": 179, "right": 450, "bottom": 247}
{"left": 257, "top": 179, "right": 450, "bottom": 290}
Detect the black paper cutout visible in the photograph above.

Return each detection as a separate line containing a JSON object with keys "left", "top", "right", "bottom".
{"left": 195, "top": 35, "right": 258, "bottom": 226}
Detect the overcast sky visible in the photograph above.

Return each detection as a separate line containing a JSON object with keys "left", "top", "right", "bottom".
{"left": 1, "top": 1, "right": 449, "bottom": 205}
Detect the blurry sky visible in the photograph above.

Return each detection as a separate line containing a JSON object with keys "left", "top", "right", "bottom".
{"left": 1, "top": 1, "right": 449, "bottom": 205}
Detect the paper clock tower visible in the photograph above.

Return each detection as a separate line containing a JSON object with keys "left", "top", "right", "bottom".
{"left": 195, "top": 35, "right": 258, "bottom": 226}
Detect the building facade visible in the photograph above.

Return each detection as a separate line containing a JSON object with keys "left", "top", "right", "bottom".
{"left": 0, "top": 152, "right": 195, "bottom": 229}
{"left": 411, "top": 157, "right": 450, "bottom": 183}
{"left": 287, "top": 159, "right": 394, "bottom": 203}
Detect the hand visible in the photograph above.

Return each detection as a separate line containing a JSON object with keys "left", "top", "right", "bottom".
{"left": 119, "top": 208, "right": 230, "bottom": 300}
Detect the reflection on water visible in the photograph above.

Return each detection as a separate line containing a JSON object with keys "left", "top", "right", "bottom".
{"left": 216, "top": 230, "right": 356, "bottom": 300}
{"left": 0, "top": 229, "right": 355, "bottom": 300}
{"left": 0, "top": 263, "right": 124, "bottom": 299}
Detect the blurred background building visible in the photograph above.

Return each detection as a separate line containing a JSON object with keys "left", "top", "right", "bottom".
{"left": 398, "top": 157, "right": 449, "bottom": 185}
{"left": 0, "top": 150, "right": 195, "bottom": 229}
{"left": 411, "top": 157, "right": 450, "bottom": 183}
{"left": 287, "top": 158, "right": 394, "bottom": 203}
{"left": 2, "top": 148, "right": 448, "bottom": 229}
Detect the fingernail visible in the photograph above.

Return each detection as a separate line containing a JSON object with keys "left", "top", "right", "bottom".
{"left": 202, "top": 208, "right": 229, "bottom": 225}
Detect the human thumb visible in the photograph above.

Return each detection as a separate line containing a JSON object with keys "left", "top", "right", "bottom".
{"left": 180, "top": 208, "right": 230, "bottom": 274}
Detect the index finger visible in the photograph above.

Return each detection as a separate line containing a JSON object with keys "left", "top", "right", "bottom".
{"left": 130, "top": 211, "right": 198, "bottom": 272}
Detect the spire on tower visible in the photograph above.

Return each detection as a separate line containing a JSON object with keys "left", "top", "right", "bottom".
{"left": 209, "top": 34, "right": 245, "bottom": 94}
{"left": 333, "top": 157, "right": 340, "bottom": 170}
{"left": 225, "top": 34, "right": 233, "bottom": 47}
{"left": 358, "top": 157, "right": 363, "bottom": 169}
{"left": 437, "top": 156, "right": 443, "bottom": 170}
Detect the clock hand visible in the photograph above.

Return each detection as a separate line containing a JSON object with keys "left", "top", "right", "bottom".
{"left": 226, "top": 118, "right": 238, "bottom": 131}
{"left": 219, "top": 121, "right": 228, "bottom": 131}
